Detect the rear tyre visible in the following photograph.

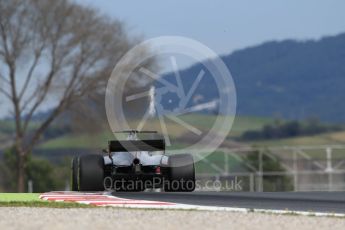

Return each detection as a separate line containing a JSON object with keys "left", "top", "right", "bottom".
{"left": 71, "top": 156, "right": 79, "bottom": 191}
{"left": 78, "top": 154, "right": 105, "bottom": 191}
{"left": 164, "top": 154, "right": 195, "bottom": 192}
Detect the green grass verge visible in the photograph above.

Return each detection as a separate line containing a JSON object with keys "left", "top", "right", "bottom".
{"left": 0, "top": 193, "right": 41, "bottom": 202}
{"left": 0, "top": 201, "right": 96, "bottom": 208}
{"left": 0, "top": 193, "right": 95, "bottom": 208}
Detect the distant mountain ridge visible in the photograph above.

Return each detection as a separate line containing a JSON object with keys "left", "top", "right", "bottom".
{"left": 161, "top": 33, "right": 345, "bottom": 122}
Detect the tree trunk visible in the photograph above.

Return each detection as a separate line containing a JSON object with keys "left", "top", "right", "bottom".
{"left": 16, "top": 150, "right": 26, "bottom": 192}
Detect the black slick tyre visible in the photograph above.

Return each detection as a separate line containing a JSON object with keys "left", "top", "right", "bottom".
{"left": 71, "top": 156, "right": 79, "bottom": 191}
{"left": 78, "top": 154, "right": 105, "bottom": 191}
{"left": 164, "top": 154, "right": 195, "bottom": 192}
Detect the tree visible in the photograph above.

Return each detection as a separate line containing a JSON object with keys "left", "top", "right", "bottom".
{"left": 0, "top": 147, "right": 68, "bottom": 192}
{"left": 0, "top": 0, "right": 150, "bottom": 191}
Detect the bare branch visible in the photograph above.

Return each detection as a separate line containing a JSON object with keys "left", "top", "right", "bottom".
{"left": 26, "top": 96, "right": 69, "bottom": 154}
{"left": 18, "top": 45, "right": 44, "bottom": 100}
{"left": 0, "top": 71, "right": 10, "bottom": 85}
{"left": 0, "top": 21, "right": 12, "bottom": 65}
{"left": 0, "top": 87, "right": 11, "bottom": 100}
{"left": 22, "top": 63, "right": 58, "bottom": 133}
{"left": 20, "top": 87, "right": 40, "bottom": 113}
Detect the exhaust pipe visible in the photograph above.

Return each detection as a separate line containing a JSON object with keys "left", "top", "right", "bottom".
{"left": 133, "top": 158, "right": 141, "bottom": 173}
{"left": 133, "top": 158, "right": 140, "bottom": 165}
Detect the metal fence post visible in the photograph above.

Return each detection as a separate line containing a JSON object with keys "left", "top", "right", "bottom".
{"left": 258, "top": 150, "right": 263, "bottom": 192}
{"left": 293, "top": 150, "right": 298, "bottom": 191}
{"left": 28, "top": 180, "right": 33, "bottom": 193}
{"left": 249, "top": 173, "right": 255, "bottom": 192}
{"left": 224, "top": 152, "right": 229, "bottom": 176}
{"left": 326, "top": 147, "right": 333, "bottom": 191}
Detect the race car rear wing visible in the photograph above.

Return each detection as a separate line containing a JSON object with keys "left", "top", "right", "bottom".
{"left": 108, "top": 139, "right": 165, "bottom": 152}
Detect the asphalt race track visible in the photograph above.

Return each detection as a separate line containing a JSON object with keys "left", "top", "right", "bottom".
{"left": 113, "top": 192, "right": 345, "bottom": 214}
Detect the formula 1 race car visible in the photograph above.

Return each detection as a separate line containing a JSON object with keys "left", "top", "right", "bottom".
{"left": 71, "top": 130, "right": 195, "bottom": 192}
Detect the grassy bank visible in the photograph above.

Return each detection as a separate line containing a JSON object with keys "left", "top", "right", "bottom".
{"left": 0, "top": 193, "right": 92, "bottom": 208}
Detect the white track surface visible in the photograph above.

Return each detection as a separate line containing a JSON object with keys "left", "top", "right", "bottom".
{"left": 1, "top": 207, "right": 345, "bottom": 230}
